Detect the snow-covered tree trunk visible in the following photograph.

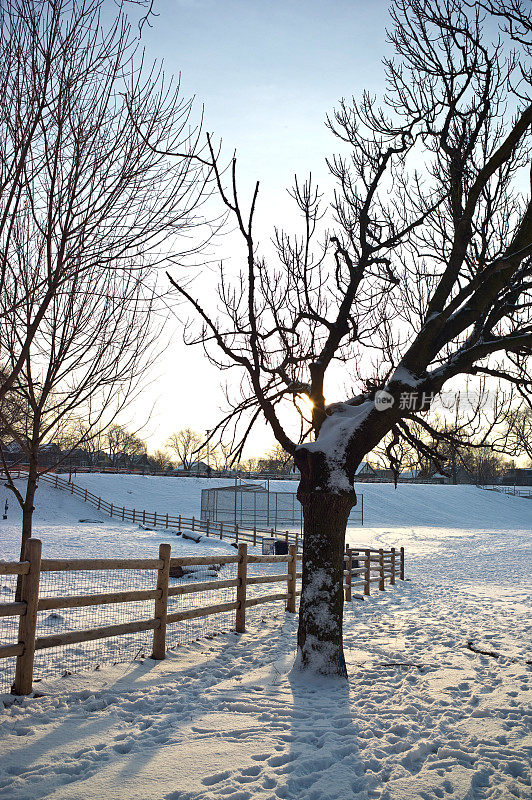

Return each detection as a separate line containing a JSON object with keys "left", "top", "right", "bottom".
{"left": 294, "top": 402, "right": 390, "bottom": 676}
{"left": 296, "top": 464, "right": 354, "bottom": 677}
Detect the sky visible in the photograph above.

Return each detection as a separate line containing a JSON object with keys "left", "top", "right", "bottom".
{"left": 124, "top": 0, "right": 393, "bottom": 456}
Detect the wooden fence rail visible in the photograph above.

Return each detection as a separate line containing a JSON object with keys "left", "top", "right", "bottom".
{"left": 29, "top": 471, "right": 303, "bottom": 548}
{"left": 0, "top": 538, "right": 405, "bottom": 695}
{"left": 342, "top": 544, "right": 405, "bottom": 598}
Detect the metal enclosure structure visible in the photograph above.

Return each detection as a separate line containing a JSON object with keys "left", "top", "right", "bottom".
{"left": 201, "top": 482, "right": 302, "bottom": 530}
{"left": 201, "top": 481, "right": 364, "bottom": 530}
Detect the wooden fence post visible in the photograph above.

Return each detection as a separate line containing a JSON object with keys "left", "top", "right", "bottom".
{"left": 154, "top": 511, "right": 157, "bottom": 527}
{"left": 206, "top": 519, "right": 209, "bottom": 537}
{"left": 235, "top": 523, "right": 239, "bottom": 542}
{"left": 379, "top": 548, "right": 385, "bottom": 591}
{"left": 133, "top": 508, "right": 135, "bottom": 523}
{"left": 287, "top": 544, "right": 297, "bottom": 613}
{"left": 13, "top": 538, "right": 42, "bottom": 695}
{"left": 55, "top": 475, "right": 58, "bottom": 488}
{"left": 142, "top": 509, "right": 145, "bottom": 525}
{"left": 235, "top": 543, "right": 248, "bottom": 633}
{"left": 152, "top": 543, "right": 171, "bottom": 660}
{"left": 84, "top": 489, "right": 87, "bottom": 501}
{"left": 345, "top": 545, "right": 352, "bottom": 602}
{"left": 110, "top": 503, "right": 113, "bottom": 518}
{"left": 122, "top": 506, "right": 125, "bottom": 521}
{"left": 364, "top": 549, "right": 371, "bottom": 596}
{"left": 390, "top": 547, "right": 396, "bottom": 585}
{"left": 219, "top": 521, "right": 223, "bottom": 540}
{"left": 285, "top": 530, "right": 289, "bottom": 544}
{"left": 98, "top": 496, "right": 101, "bottom": 510}
{"left": 178, "top": 514, "right": 181, "bottom": 532}
{"left": 253, "top": 526, "right": 256, "bottom": 547}
{"left": 192, "top": 516, "right": 195, "bottom": 532}
{"left": 400, "top": 546, "right": 405, "bottom": 580}
{"left": 165, "top": 513, "right": 168, "bottom": 529}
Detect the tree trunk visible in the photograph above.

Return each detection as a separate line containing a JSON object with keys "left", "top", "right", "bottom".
{"left": 15, "top": 461, "right": 38, "bottom": 602}
{"left": 294, "top": 450, "right": 355, "bottom": 678}
{"left": 296, "top": 489, "right": 353, "bottom": 676}
{"left": 293, "top": 402, "right": 396, "bottom": 677}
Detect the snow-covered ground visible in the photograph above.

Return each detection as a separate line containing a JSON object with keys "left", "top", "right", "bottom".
{"left": 68, "top": 472, "right": 532, "bottom": 529}
{"left": 0, "top": 476, "right": 530, "bottom": 799}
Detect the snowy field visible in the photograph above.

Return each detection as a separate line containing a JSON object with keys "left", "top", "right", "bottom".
{"left": 35, "top": 471, "right": 532, "bottom": 529}
{"left": 0, "top": 476, "right": 530, "bottom": 799}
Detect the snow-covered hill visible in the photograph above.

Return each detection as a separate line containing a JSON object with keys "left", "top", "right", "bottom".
{"left": 53, "top": 472, "right": 532, "bottom": 529}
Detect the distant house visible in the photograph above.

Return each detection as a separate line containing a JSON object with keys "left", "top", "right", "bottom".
{"left": 93, "top": 450, "right": 111, "bottom": 467}
{"left": 502, "top": 467, "right": 532, "bottom": 486}
{"left": 38, "top": 443, "right": 62, "bottom": 468}
{"left": 1, "top": 441, "right": 25, "bottom": 465}
{"left": 355, "top": 462, "right": 375, "bottom": 478}
{"left": 113, "top": 452, "right": 150, "bottom": 470}
{"left": 355, "top": 462, "right": 395, "bottom": 481}
{"left": 1, "top": 441, "right": 62, "bottom": 469}
{"left": 374, "top": 468, "right": 395, "bottom": 480}
{"left": 429, "top": 472, "right": 449, "bottom": 485}
{"left": 64, "top": 448, "right": 89, "bottom": 467}
{"left": 400, "top": 469, "right": 420, "bottom": 481}
{"left": 130, "top": 453, "right": 150, "bottom": 469}
{"left": 175, "top": 461, "right": 211, "bottom": 475}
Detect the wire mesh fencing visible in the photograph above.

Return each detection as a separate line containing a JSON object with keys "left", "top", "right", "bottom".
{"left": 201, "top": 484, "right": 303, "bottom": 529}
{"left": 0, "top": 573, "right": 18, "bottom": 693}
{"left": 245, "top": 556, "right": 297, "bottom": 629}
{"left": 2, "top": 538, "right": 360, "bottom": 695}
{"left": 1, "top": 555, "right": 289, "bottom": 692}
{"left": 0, "top": 564, "right": 245, "bottom": 692}
{"left": 33, "top": 567, "right": 157, "bottom": 686}
{"left": 166, "top": 561, "right": 238, "bottom": 649}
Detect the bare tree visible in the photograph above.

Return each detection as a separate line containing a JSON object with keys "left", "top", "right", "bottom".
{"left": 150, "top": 449, "right": 174, "bottom": 472}
{"left": 258, "top": 443, "right": 294, "bottom": 475}
{"left": 503, "top": 401, "right": 532, "bottom": 460}
{"left": 1, "top": 264, "right": 157, "bottom": 597}
{"left": 57, "top": 421, "right": 106, "bottom": 468}
{"left": 0, "top": 0, "right": 208, "bottom": 589}
{"left": 104, "top": 424, "right": 147, "bottom": 468}
{"left": 168, "top": 0, "right": 532, "bottom": 676}
{"left": 217, "top": 442, "right": 237, "bottom": 472}
{"left": 0, "top": 0, "right": 195, "bottom": 404}
{"left": 166, "top": 428, "right": 205, "bottom": 470}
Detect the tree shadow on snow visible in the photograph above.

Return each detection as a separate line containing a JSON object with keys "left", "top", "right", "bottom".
{"left": 268, "top": 667, "right": 368, "bottom": 800}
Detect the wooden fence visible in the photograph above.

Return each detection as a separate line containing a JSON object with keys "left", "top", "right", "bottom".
{"left": 0, "top": 538, "right": 404, "bottom": 695}
{"left": 343, "top": 543, "right": 405, "bottom": 599}
{"left": 33, "top": 471, "right": 302, "bottom": 548}
{"left": 479, "top": 484, "right": 532, "bottom": 499}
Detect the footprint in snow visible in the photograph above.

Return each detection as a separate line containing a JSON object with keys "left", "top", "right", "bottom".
{"left": 113, "top": 742, "right": 132, "bottom": 754}
{"left": 201, "top": 770, "right": 231, "bottom": 786}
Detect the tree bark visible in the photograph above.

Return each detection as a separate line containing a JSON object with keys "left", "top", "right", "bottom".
{"left": 15, "top": 461, "right": 38, "bottom": 602}
{"left": 295, "top": 450, "right": 355, "bottom": 677}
